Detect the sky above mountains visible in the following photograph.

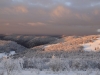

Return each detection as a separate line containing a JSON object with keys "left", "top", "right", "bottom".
{"left": 0, "top": 0, "right": 100, "bottom": 35}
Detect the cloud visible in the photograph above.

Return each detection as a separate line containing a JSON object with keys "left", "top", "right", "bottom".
{"left": 75, "top": 14, "right": 91, "bottom": 21}
{"left": 91, "top": 2, "right": 100, "bottom": 7}
{"left": 0, "top": 6, "right": 28, "bottom": 14}
{"left": 14, "top": 6, "right": 28, "bottom": 13}
{"left": 51, "top": 6, "right": 71, "bottom": 18}
{"left": 5, "top": 23, "right": 9, "bottom": 26}
{"left": 97, "top": 29, "right": 100, "bottom": 32}
{"left": 50, "top": 5, "right": 92, "bottom": 25}
{"left": 0, "top": 23, "right": 10, "bottom": 26}
{"left": 93, "top": 10, "right": 100, "bottom": 15}
{"left": 0, "top": 0, "right": 100, "bottom": 35}
{"left": 51, "top": 5, "right": 91, "bottom": 20}
{"left": 27, "top": 22, "right": 45, "bottom": 26}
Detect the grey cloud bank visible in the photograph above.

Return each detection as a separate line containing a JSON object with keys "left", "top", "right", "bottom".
{"left": 0, "top": 0, "right": 100, "bottom": 35}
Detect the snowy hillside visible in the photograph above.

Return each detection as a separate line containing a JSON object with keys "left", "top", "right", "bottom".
{"left": 44, "top": 35, "right": 98, "bottom": 52}
{"left": 83, "top": 38, "right": 100, "bottom": 52}
{"left": 0, "top": 35, "right": 100, "bottom": 75}
{"left": 0, "top": 40, "right": 27, "bottom": 53}
{"left": 2, "top": 35, "right": 58, "bottom": 48}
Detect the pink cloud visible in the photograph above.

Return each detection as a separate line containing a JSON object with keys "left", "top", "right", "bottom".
{"left": 51, "top": 6, "right": 71, "bottom": 18}
{"left": 0, "top": 6, "right": 28, "bottom": 14}
{"left": 27, "top": 22, "right": 45, "bottom": 26}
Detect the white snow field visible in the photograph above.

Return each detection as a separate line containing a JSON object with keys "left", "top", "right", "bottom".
{"left": 83, "top": 38, "right": 100, "bottom": 52}
{"left": 1, "top": 70, "right": 100, "bottom": 75}
{"left": 0, "top": 53, "right": 7, "bottom": 58}
{"left": 0, "top": 51, "right": 16, "bottom": 58}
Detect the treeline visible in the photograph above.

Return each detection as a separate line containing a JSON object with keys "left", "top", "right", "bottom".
{"left": 0, "top": 34, "right": 5, "bottom": 40}
{"left": 1, "top": 35, "right": 58, "bottom": 48}
{"left": 1, "top": 55, "right": 100, "bottom": 73}
{"left": 0, "top": 40, "right": 27, "bottom": 53}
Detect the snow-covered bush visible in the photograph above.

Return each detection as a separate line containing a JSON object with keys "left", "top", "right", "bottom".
{"left": 0, "top": 58, "right": 23, "bottom": 75}
{"left": 0, "top": 55, "right": 100, "bottom": 73}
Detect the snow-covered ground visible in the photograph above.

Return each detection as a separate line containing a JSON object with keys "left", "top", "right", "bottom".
{"left": 44, "top": 37, "right": 100, "bottom": 52}
{"left": 1, "top": 70, "right": 100, "bottom": 75}
{"left": 0, "top": 51, "right": 16, "bottom": 58}
{"left": 0, "top": 35, "right": 100, "bottom": 75}
{"left": 83, "top": 38, "right": 100, "bottom": 52}
{"left": 17, "top": 70, "right": 100, "bottom": 75}
{"left": 44, "top": 44, "right": 59, "bottom": 48}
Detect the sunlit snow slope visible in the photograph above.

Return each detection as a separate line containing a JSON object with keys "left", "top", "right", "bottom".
{"left": 83, "top": 38, "right": 100, "bottom": 52}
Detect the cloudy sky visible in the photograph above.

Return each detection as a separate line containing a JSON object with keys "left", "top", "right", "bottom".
{"left": 0, "top": 0, "right": 100, "bottom": 35}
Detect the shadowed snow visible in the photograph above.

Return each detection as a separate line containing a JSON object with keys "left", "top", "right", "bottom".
{"left": 0, "top": 51, "right": 16, "bottom": 58}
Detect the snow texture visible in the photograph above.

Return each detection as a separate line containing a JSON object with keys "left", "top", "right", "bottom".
{"left": 83, "top": 38, "right": 100, "bottom": 52}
